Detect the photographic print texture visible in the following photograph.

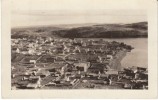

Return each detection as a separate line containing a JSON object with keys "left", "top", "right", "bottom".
{"left": 11, "top": 0, "right": 148, "bottom": 90}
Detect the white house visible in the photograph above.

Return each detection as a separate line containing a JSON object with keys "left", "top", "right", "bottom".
{"left": 28, "top": 49, "right": 35, "bottom": 54}
{"left": 107, "top": 55, "right": 113, "bottom": 60}
{"left": 30, "top": 60, "right": 36, "bottom": 64}
{"left": 16, "top": 48, "right": 20, "bottom": 53}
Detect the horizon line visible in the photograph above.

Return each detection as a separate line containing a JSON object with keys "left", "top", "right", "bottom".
{"left": 11, "top": 21, "right": 147, "bottom": 29}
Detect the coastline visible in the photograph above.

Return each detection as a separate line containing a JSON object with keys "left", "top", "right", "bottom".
{"left": 109, "top": 50, "right": 127, "bottom": 71}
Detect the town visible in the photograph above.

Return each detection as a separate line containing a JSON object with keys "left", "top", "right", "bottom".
{"left": 11, "top": 37, "right": 148, "bottom": 89}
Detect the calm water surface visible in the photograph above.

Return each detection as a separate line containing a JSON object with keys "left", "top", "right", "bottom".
{"left": 103, "top": 38, "right": 148, "bottom": 68}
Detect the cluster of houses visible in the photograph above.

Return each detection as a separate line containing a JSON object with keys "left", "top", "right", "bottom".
{"left": 11, "top": 37, "right": 133, "bottom": 56}
{"left": 117, "top": 66, "right": 148, "bottom": 89}
{"left": 11, "top": 37, "right": 147, "bottom": 89}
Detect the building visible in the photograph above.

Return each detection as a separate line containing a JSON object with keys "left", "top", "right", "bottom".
{"left": 16, "top": 48, "right": 20, "bottom": 53}
{"left": 105, "top": 69, "right": 118, "bottom": 75}
{"left": 28, "top": 49, "right": 35, "bottom": 55}
{"left": 88, "top": 63, "right": 106, "bottom": 74}
{"left": 27, "top": 76, "right": 41, "bottom": 89}
{"left": 30, "top": 60, "right": 36, "bottom": 64}
{"left": 74, "top": 62, "right": 90, "bottom": 72}
{"left": 36, "top": 70, "right": 50, "bottom": 78}
{"left": 107, "top": 55, "right": 113, "bottom": 60}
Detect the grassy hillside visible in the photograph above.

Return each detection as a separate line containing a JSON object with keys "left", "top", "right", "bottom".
{"left": 11, "top": 22, "right": 147, "bottom": 39}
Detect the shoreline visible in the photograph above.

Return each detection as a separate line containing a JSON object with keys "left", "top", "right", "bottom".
{"left": 109, "top": 50, "right": 127, "bottom": 71}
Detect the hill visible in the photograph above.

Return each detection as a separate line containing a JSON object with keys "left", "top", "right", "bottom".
{"left": 11, "top": 22, "right": 147, "bottom": 39}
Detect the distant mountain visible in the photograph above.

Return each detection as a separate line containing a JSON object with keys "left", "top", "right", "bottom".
{"left": 11, "top": 22, "right": 147, "bottom": 39}
{"left": 53, "top": 22, "right": 147, "bottom": 38}
{"left": 124, "top": 22, "right": 147, "bottom": 30}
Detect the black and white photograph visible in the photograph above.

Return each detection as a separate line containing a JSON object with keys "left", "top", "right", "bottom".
{"left": 11, "top": 0, "right": 148, "bottom": 90}
{"left": 1, "top": 0, "right": 158, "bottom": 99}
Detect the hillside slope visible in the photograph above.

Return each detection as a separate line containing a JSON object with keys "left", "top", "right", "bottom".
{"left": 11, "top": 22, "right": 147, "bottom": 39}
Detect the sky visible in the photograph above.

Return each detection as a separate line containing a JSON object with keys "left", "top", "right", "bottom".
{"left": 11, "top": 0, "right": 147, "bottom": 28}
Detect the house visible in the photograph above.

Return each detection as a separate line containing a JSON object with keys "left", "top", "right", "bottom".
{"left": 36, "top": 52, "right": 42, "bottom": 55}
{"left": 26, "top": 83, "right": 39, "bottom": 89}
{"left": 123, "top": 68, "right": 135, "bottom": 78}
{"left": 65, "top": 54, "right": 78, "bottom": 62}
{"left": 12, "top": 47, "right": 17, "bottom": 52}
{"left": 28, "top": 49, "right": 35, "bottom": 55}
{"left": 88, "top": 63, "right": 106, "bottom": 74}
{"left": 44, "top": 63, "right": 66, "bottom": 72}
{"left": 24, "top": 71, "right": 32, "bottom": 76}
{"left": 36, "top": 70, "right": 50, "bottom": 78}
{"left": 21, "top": 76, "right": 29, "bottom": 81}
{"left": 45, "top": 41, "right": 51, "bottom": 45}
{"left": 37, "top": 55, "right": 55, "bottom": 63}
{"left": 70, "top": 79, "right": 80, "bottom": 85}
{"left": 54, "top": 57, "right": 65, "bottom": 63}
{"left": 82, "top": 43, "right": 87, "bottom": 47}
{"left": 73, "top": 46, "right": 81, "bottom": 53}
{"left": 60, "top": 64, "right": 68, "bottom": 75}
{"left": 64, "top": 48, "right": 70, "bottom": 54}
{"left": 137, "top": 67, "right": 147, "bottom": 72}
{"left": 50, "top": 42, "right": 54, "bottom": 46}
{"left": 11, "top": 74, "right": 16, "bottom": 78}
{"left": 21, "top": 49, "right": 28, "bottom": 54}
{"left": 56, "top": 47, "right": 64, "bottom": 54}
{"left": 97, "top": 56, "right": 102, "bottom": 62}
{"left": 16, "top": 48, "right": 20, "bottom": 53}
{"left": 11, "top": 66, "right": 15, "bottom": 70}
{"left": 27, "top": 76, "right": 41, "bottom": 89}
{"left": 30, "top": 60, "right": 36, "bottom": 64}
{"left": 45, "top": 82, "right": 56, "bottom": 86}
{"left": 74, "top": 62, "right": 90, "bottom": 72}
{"left": 107, "top": 55, "right": 113, "bottom": 60}
{"left": 47, "top": 37, "right": 53, "bottom": 41}
{"left": 105, "top": 69, "right": 118, "bottom": 75}
{"left": 28, "top": 43, "right": 34, "bottom": 48}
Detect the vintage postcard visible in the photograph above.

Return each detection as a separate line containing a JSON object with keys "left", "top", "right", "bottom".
{"left": 1, "top": 0, "right": 158, "bottom": 99}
